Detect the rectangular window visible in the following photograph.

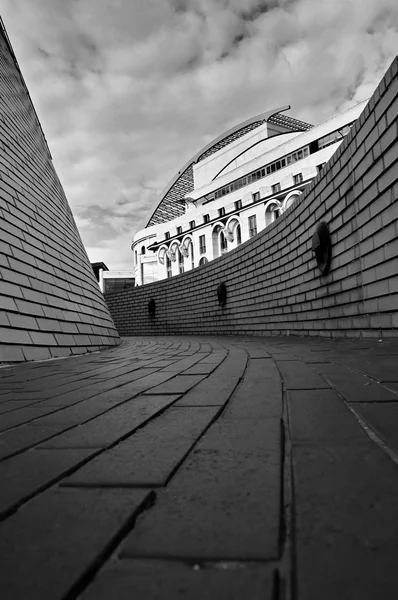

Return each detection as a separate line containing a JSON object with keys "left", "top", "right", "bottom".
{"left": 272, "top": 183, "right": 281, "bottom": 194}
{"left": 165, "top": 231, "right": 170, "bottom": 240}
{"left": 203, "top": 214, "right": 210, "bottom": 223}
{"left": 199, "top": 235, "right": 206, "bottom": 255}
{"left": 176, "top": 226, "right": 182, "bottom": 235}
{"left": 252, "top": 191, "right": 260, "bottom": 202}
{"left": 235, "top": 199, "right": 242, "bottom": 210}
{"left": 248, "top": 215, "right": 257, "bottom": 238}
{"left": 218, "top": 207, "right": 226, "bottom": 217}
{"left": 189, "top": 220, "right": 195, "bottom": 229}
{"left": 293, "top": 173, "right": 303, "bottom": 185}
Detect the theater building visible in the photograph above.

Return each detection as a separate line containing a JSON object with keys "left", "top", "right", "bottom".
{"left": 132, "top": 102, "right": 366, "bottom": 285}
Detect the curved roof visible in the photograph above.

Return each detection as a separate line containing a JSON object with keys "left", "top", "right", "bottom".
{"left": 140, "top": 105, "right": 312, "bottom": 229}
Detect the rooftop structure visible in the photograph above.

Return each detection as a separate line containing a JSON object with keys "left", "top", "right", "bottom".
{"left": 132, "top": 101, "right": 366, "bottom": 285}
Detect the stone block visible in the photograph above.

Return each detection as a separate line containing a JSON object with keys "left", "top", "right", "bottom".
{"left": 288, "top": 389, "right": 368, "bottom": 443}
{"left": 145, "top": 374, "right": 206, "bottom": 395}
{"left": 121, "top": 416, "right": 281, "bottom": 561}
{"left": 39, "top": 395, "right": 180, "bottom": 448}
{"left": 63, "top": 406, "right": 220, "bottom": 487}
{"left": 293, "top": 441, "right": 398, "bottom": 600}
{"left": 0, "top": 487, "right": 151, "bottom": 600}
{"left": 80, "top": 560, "right": 275, "bottom": 600}
{"left": 223, "top": 357, "right": 282, "bottom": 419}
{"left": 313, "top": 363, "right": 397, "bottom": 402}
{"left": 0, "top": 448, "right": 95, "bottom": 517}
{"left": 352, "top": 402, "right": 398, "bottom": 455}
{"left": 175, "top": 348, "right": 247, "bottom": 406}
{"left": 277, "top": 361, "right": 331, "bottom": 390}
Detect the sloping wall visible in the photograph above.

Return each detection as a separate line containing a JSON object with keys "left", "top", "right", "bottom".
{"left": 106, "top": 57, "right": 398, "bottom": 339}
{"left": 0, "top": 24, "right": 120, "bottom": 362}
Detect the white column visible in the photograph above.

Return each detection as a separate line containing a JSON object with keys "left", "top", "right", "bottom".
{"left": 99, "top": 268, "right": 104, "bottom": 293}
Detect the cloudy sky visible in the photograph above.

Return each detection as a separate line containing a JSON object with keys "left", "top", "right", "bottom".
{"left": 1, "top": 0, "right": 397, "bottom": 270}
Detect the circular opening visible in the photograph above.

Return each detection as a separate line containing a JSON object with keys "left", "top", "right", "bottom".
{"left": 148, "top": 298, "right": 156, "bottom": 316}
{"left": 217, "top": 282, "right": 227, "bottom": 307}
{"left": 312, "top": 222, "right": 332, "bottom": 275}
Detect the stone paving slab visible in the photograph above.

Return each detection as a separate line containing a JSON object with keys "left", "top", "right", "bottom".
{"left": 39, "top": 395, "right": 181, "bottom": 449}
{"left": 80, "top": 560, "right": 275, "bottom": 600}
{"left": 121, "top": 416, "right": 282, "bottom": 561}
{"left": 351, "top": 403, "right": 398, "bottom": 455}
{"left": 293, "top": 440, "right": 398, "bottom": 600}
{"left": 312, "top": 363, "right": 398, "bottom": 402}
{"left": 63, "top": 406, "right": 220, "bottom": 487}
{"left": 0, "top": 448, "right": 95, "bottom": 517}
{"left": 287, "top": 389, "right": 369, "bottom": 443}
{"left": 0, "top": 487, "right": 151, "bottom": 600}
{"left": 1, "top": 335, "right": 398, "bottom": 599}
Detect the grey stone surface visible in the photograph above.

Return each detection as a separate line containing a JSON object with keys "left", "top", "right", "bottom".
{"left": 2, "top": 335, "right": 398, "bottom": 599}
{"left": 0, "top": 424, "right": 66, "bottom": 460}
{"left": 0, "top": 448, "right": 95, "bottom": 516}
{"left": 80, "top": 560, "right": 275, "bottom": 600}
{"left": 121, "top": 417, "right": 281, "bottom": 560}
{"left": 276, "top": 361, "right": 330, "bottom": 390}
{"left": 351, "top": 402, "right": 398, "bottom": 455}
{"left": 0, "top": 406, "right": 61, "bottom": 432}
{"left": 334, "top": 355, "right": 398, "bottom": 382}
{"left": 0, "top": 487, "right": 150, "bottom": 600}
{"left": 313, "top": 363, "right": 398, "bottom": 402}
{"left": 288, "top": 390, "right": 368, "bottom": 442}
{"left": 175, "top": 348, "right": 247, "bottom": 406}
{"left": 271, "top": 353, "right": 300, "bottom": 361}
{"left": 39, "top": 395, "right": 180, "bottom": 448}
{"left": 182, "top": 362, "right": 221, "bottom": 375}
{"left": 293, "top": 441, "right": 398, "bottom": 600}
{"left": 223, "top": 358, "right": 282, "bottom": 419}
{"left": 145, "top": 375, "right": 207, "bottom": 395}
{"left": 29, "top": 399, "right": 114, "bottom": 426}
{"left": 63, "top": 406, "right": 220, "bottom": 487}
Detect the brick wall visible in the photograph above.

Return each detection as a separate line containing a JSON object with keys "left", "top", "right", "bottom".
{"left": 106, "top": 57, "right": 398, "bottom": 340}
{"left": 0, "top": 25, "right": 120, "bottom": 362}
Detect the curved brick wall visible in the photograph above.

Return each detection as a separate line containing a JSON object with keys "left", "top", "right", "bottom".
{"left": 106, "top": 57, "right": 398, "bottom": 340}
{"left": 0, "top": 26, "right": 120, "bottom": 362}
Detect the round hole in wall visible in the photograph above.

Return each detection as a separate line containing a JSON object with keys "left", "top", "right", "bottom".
{"left": 312, "top": 221, "right": 332, "bottom": 275}
{"left": 217, "top": 282, "right": 227, "bottom": 307}
{"left": 148, "top": 298, "right": 156, "bottom": 316}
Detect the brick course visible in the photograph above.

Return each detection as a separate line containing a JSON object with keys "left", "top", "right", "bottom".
{"left": 106, "top": 57, "right": 398, "bottom": 340}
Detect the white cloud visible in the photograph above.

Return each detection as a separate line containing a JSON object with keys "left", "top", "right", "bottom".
{"left": 1, "top": 0, "right": 397, "bottom": 270}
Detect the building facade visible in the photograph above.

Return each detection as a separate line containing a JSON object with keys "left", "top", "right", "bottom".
{"left": 132, "top": 102, "right": 366, "bottom": 285}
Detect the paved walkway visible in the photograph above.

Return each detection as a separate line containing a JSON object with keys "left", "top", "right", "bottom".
{"left": 1, "top": 335, "right": 398, "bottom": 599}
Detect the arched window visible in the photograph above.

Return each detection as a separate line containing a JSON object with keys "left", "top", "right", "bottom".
{"left": 236, "top": 224, "right": 242, "bottom": 245}
{"left": 265, "top": 201, "right": 281, "bottom": 227}
{"left": 166, "top": 256, "right": 172, "bottom": 278}
{"left": 283, "top": 190, "right": 302, "bottom": 211}
{"left": 199, "top": 257, "right": 208, "bottom": 266}
{"left": 178, "top": 249, "right": 184, "bottom": 274}
{"left": 190, "top": 242, "right": 194, "bottom": 270}
{"left": 220, "top": 230, "right": 228, "bottom": 254}
{"left": 134, "top": 250, "right": 137, "bottom": 263}
{"left": 141, "top": 246, "right": 145, "bottom": 255}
